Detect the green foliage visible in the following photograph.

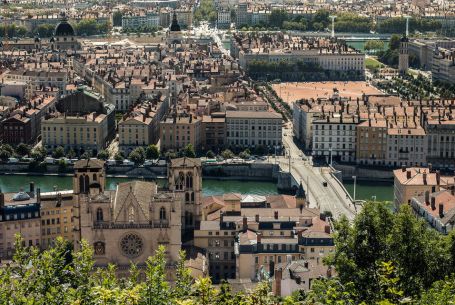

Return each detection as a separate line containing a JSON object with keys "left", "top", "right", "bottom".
{"left": 334, "top": 13, "right": 373, "bottom": 33}
{"left": 323, "top": 202, "right": 455, "bottom": 304}
{"left": 239, "top": 150, "right": 250, "bottom": 159}
{"left": 0, "top": 144, "right": 14, "bottom": 161}
{"left": 145, "top": 144, "right": 160, "bottom": 159}
{"left": 128, "top": 147, "right": 146, "bottom": 165}
{"left": 183, "top": 144, "right": 196, "bottom": 158}
{"left": 221, "top": 149, "right": 234, "bottom": 159}
{"left": 66, "top": 149, "right": 76, "bottom": 160}
{"left": 269, "top": 10, "right": 288, "bottom": 28}
{"left": 52, "top": 146, "right": 65, "bottom": 158}
{"left": 113, "top": 11, "right": 123, "bottom": 27}
{"left": 34, "top": 23, "right": 55, "bottom": 37}
{"left": 364, "top": 40, "right": 385, "bottom": 51}
{"left": 0, "top": 24, "right": 27, "bottom": 38}
{"left": 75, "top": 19, "right": 110, "bottom": 36}
{"left": 31, "top": 146, "right": 48, "bottom": 162}
{"left": 114, "top": 152, "right": 124, "bottom": 162}
{"left": 97, "top": 149, "right": 110, "bottom": 161}
{"left": 206, "top": 150, "right": 215, "bottom": 158}
{"left": 377, "top": 17, "right": 442, "bottom": 34}
{"left": 194, "top": 0, "right": 217, "bottom": 24}
{"left": 174, "top": 250, "right": 193, "bottom": 301}
{"left": 15, "top": 143, "right": 31, "bottom": 157}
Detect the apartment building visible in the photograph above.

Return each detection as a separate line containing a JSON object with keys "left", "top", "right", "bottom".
{"left": 356, "top": 118, "right": 387, "bottom": 165}
{"left": 217, "top": 9, "right": 231, "bottom": 29}
{"left": 3, "top": 70, "right": 68, "bottom": 99}
{"left": 225, "top": 111, "right": 282, "bottom": 149}
{"left": 119, "top": 97, "right": 169, "bottom": 153}
{"left": 122, "top": 12, "right": 160, "bottom": 29}
{"left": 201, "top": 113, "right": 226, "bottom": 152}
{"left": 160, "top": 114, "right": 202, "bottom": 152}
{"left": 0, "top": 188, "right": 41, "bottom": 259}
{"left": 175, "top": 8, "right": 193, "bottom": 29}
{"left": 423, "top": 110, "right": 455, "bottom": 169}
{"left": 411, "top": 189, "right": 455, "bottom": 234}
{"left": 312, "top": 114, "right": 358, "bottom": 163}
{"left": 41, "top": 88, "right": 115, "bottom": 152}
{"left": 386, "top": 124, "right": 428, "bottom": 167}
{"left": 393, "top": 166, "right": 454, "bottom": 207}
{"left": 39, "top": 190, "right": 75, "bottom": 249}
{"left": 0, "top": 94, "right": 57, "bottom": 145}
{"left": 232, "top": 33, "right": 365, "bottom": 76}
{"left": 432, "top": 49, "right": 455, "bottom": 84}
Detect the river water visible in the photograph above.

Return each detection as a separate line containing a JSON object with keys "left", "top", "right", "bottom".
{"left": 0, "top": 175, "right": 392, "bottom": 201}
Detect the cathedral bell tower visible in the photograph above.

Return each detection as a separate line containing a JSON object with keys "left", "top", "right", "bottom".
{"left": 73, "top": 159, "right": 106, "bottom": 195}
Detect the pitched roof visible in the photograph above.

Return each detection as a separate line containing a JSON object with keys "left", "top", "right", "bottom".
{"left": 74, "top": 158, "right": 105, "bottom": 169}
{"left": 170, "top": 157, "right": 201, "bottom": 168}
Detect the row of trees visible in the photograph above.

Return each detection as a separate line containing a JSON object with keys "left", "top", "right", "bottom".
{"left": 243, "top": 10, "right": 442, "bottom": 35}
{"left": 193, "top": 0, "right": 217, "bottom": 25}
{"left": 1, "top": 235, "right": 304, "bottom": 305}
{"left": 0, "top": 24, "right": 27, "bottom": 38}
{"left": 248, "top": 60, "right": 323, "bottom": 74}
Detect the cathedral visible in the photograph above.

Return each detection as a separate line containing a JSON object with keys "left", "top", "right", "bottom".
{"left": 72, "top": 157, "right": 202, "bottom": 272}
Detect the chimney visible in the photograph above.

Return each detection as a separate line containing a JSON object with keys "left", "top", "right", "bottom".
{"left": 439, "top": 203, "right": 444, "bottom": 218}
{"left": 286, "top": 254, "right": 292, "bottom": 265}
{"left": 275, "top": 268, "right": 283, "bottom": 296}
{"left": 423, "top": 173, "right": 427, "bottom": 185}
{"left": 406, "top": 170, "right": 412, "bottom": 179}
{"left": 324, "top": 225, "right": 331, "bottom": 234}
{"left": 255, "top": 214, "right": 260, "bottom": 223}
{"left": 320, "top": 213, "right": 326, "bottom": 221}
{"left": 428, "top": 163, "right": 433, "bottom": 172}
{"left": 242, "top": 216, "right": 247, "bottom": 231}
{"left": 37, "top": 188, "right": 41, "bottom": 203}
{"left": 431, "top": 197, "right": 436, "bottom": 210}
{"left": 425, "top": 191, "right": 430, "bottom": 205}
{"left": 274, "top": 211, "right": 278, "bottom": 219}
{"left": 29, "top": 181, "right": 35, "bottom": 194}
{"left": 402, "top": 164, "right": 406, "bottom": 172}
{"left": 220, "top": 211, "right": 224, "bottom": 225}
{"left": 256, "top": 233, "right": 262, "bottom": 244}
{"left": 436, "top": 171, "right": 441, "bottom": 185}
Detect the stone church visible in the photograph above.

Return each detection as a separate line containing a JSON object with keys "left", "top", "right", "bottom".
{"left": 72, "top": 157, "right": 202, "bottom": 270}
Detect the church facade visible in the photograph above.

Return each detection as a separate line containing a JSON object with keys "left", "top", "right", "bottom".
{"left": 72, "top": 157, "right": 202, "bottom": 270}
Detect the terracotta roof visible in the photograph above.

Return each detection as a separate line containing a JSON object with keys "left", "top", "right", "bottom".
{"left": 74, "top": 159, "right": 105, "bottom": 169}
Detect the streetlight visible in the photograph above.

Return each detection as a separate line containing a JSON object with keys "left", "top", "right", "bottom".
{"left": 352, "top": 176, "right": 357, "bottom": 201}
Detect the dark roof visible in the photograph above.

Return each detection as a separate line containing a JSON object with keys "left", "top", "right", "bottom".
{"left": 295, "top": 182, "right": 306, "bottom": 199}
{"left": 170, "top": 11, "right": 181, "bottom": 32}
{"left": 54, "top": 16, "right": 75, "bottom": 37}
{"left": 74, "top": 159, "right": 105, "bottom": 169}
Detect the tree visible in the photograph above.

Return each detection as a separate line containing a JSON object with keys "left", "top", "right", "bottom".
{"left": 128, "top": 147, "right": 145, "bottom": 165}
{"left": 221, "top": 149, "right": 234, "bottom": 159}
{"left": 389, "top": 34, "right": 401, "bottom": 50}
{"left": 34, "top": 23, "right": 55, "bottom": 37}
{"left": 206, "top": 150, "right": 215, "bottom": 158}
{"left": 183, "top": 144, "right": 196, "bottom": 158}
{"left": 66, "top": 149, "right": 76, "bottom": 159}
{"left": 173, "top": 250, "right": 193, "bottom": 301}
{"left": 52, "top": 146, "right": 65, "bottom": 158}
{"left": 143, "top": 246, "right": 170, "bottom": 305}
{"left": 31, "top": 146, "right": 47, "bottom": 161}
{"left": 145, "top": 144, "right": 160, "bottom": 159}
{"left": 364, "top": 40, "right": 385, "bottom": 51}
{"left": 239, "top": 150, "right": 250, "bottom": 159}
{"left": 114, "top": 152, "right": 124, "bottom": 162}
{"left": 269, "top": 9, "right": 288, "bottom": 28}
{"left": 81, "top": 151, "right": 91, "bottom": 160}
{"left": 15, "top": 143, "right": 31, "bottom": 157}
{"left": 113, "top": 11, "right": 123, "bottom": 27}
{"left": 97, "top": 150, "right": 110, "bottom": 161}
{"left": 193, "top": 277, "right": 216, "bottom": 305}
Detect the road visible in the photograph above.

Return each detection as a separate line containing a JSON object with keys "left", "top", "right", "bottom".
{"left": 277, "top": 127, "right": 357, "bottom": 221}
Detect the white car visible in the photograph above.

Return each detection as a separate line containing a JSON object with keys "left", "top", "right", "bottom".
{"left": 7, "top": 157, "right": 19, "bottom": 164}
{"left": 44, "top": 157, "right": 55, "bottom": 164}
{"left": 123, "top": 159, "right": 135, "bottom": 166}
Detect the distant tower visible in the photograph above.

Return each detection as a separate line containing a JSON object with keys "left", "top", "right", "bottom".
{"left": 329, "top": 16, "right": 336, "bottom": 39}
{"left": 295, "top": 182, "right": 307, "bottom": 210}
{"left": 399, "top": 16, "right": 410, "bottom": 74}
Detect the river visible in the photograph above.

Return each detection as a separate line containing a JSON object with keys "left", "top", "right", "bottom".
{"left": 0, "top": 175, "right": 392, "bottom": 201}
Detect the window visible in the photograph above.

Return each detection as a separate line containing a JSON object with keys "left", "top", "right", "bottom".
{"left": 159, "top": 207, "right": 166, "bottom": 221}
{"left": 96, "top": 208, "right": 103, "bottom": 222}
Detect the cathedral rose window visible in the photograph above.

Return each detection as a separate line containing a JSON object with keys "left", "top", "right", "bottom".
{"left": 120, "top": 233, "right": 144, "bottom": 258}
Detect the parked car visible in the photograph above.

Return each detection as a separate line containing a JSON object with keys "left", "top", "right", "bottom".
{"left": 106, "top": 159, "right": 117, "bottom": 166}
{"left": 44, "top": 157, "right": 55, "bottom": 164}
{"left": 123, "top": 159, "right": 135, "bottom": 166}
{"left": 7, "top": 157, "right": 19, "bottom": 164}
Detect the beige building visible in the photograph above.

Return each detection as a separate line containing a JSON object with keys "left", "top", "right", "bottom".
{"left": 41, "top": 88, "right": 115, "bottom": 153}
{"left": 0, "top": 187, "right": 41, "bottom": 259}
{"left": 393, "top": 166, "right": 455, "bottom": 208}
{"left": 225, "top": 111, "right": 282, "bottom": 149}
{"left": 160, "top": 114, "right": 202, "bottom": 152}
{"left": 356, "top": 118, "right": 387, "bottom": 166}
{"left": 40, "top": 190, "right": 75, "bottom": 249}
